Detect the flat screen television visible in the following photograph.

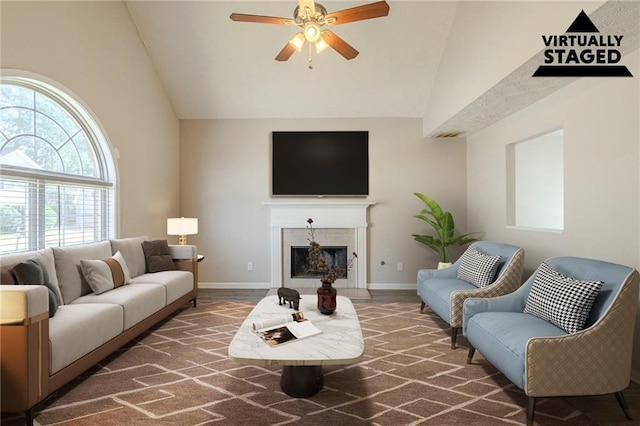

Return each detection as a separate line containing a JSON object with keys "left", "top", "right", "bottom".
{"left": 272, "top": 131, "right": 369, "bottom": 197}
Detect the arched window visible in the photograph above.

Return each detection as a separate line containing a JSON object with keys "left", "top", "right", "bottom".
{"left": 0, "top": 75, "right": 116, "bottom": 253}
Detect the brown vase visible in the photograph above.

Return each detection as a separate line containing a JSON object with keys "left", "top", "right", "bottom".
{"left": 317, "top": 280, "right": 337, "bottom": 315}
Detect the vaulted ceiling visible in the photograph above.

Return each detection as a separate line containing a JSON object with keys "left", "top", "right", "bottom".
{"left": 126, "top": 1, "right": 457, "bottom": 120}
{"left": 126, "top": 1, "right": 639, "bottom": 137}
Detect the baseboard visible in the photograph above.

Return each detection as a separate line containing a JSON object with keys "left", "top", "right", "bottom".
{"left": 198, "top": 282, "right": 272, "bottom": 289}
{"left": 368, "top": 282, "right": 417, "bottom": 290}
{"left": 199, "top": 282, "right": 417, "bottom": 291}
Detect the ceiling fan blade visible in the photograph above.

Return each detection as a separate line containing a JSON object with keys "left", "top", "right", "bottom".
{"left": 325, "top": 1, "right": 390, "bottom": 25}
{"left": 322, "top": 30, "right": 359, "bottom": 60}
{"left": 275, "top": 42, "right": 297, "bottom": 61}
{"left": 230, "top": 13, "right": 294, "bottom": 25}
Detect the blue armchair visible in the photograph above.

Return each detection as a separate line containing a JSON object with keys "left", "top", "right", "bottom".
{"left": 464, "top": 257, "right": 639, "bottom": 425}
{"left": 417, "top": 241, "right": 524, "bottom": 348}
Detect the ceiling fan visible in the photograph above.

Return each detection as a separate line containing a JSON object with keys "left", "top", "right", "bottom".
{"left": 230, "top": 0, "right": 390, "bottom": 62}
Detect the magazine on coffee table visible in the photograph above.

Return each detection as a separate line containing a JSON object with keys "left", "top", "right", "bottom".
{"left": 254, "top": 312, "right": 322, "bottom": 347}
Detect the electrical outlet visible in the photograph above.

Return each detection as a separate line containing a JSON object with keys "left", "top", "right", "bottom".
{"left": 397, "top": 262, "right": 404, "bottom": 271}
{"left": 247, "top": 262, "right": 253, "bottom": 271}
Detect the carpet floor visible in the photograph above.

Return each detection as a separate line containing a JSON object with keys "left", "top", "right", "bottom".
{"left": 5, "top": 301, "right": 598, "bottom": 425}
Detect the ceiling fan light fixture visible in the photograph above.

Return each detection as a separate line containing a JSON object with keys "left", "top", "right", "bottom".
{"left": 315, "top": 38, "right": 329, "bottom": 54}
{"left": 289, "top": 33, "right": 305, "bottom": 52}
{"left": 304, "top": 22, "right": 321, "bottom": 42}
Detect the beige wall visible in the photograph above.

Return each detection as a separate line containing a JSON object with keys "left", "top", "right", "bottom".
{"left": 0, "top": 1, "right": 180, "bottom": 238}
{"left": 180, "top": 118, "right": 467, "bottom": 287}
{"left": 466, "top": 50, "right": 639, "bottom": 378}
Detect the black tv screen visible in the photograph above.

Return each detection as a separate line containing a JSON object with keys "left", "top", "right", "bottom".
{"left": 272, "top": 131, "right": 369, "bottom": 196}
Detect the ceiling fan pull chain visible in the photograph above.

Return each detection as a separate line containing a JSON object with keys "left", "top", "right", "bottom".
{"left": 308, "top": 43, "right": 314, "bottom": 69}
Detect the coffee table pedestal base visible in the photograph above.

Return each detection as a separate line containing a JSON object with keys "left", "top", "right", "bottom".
{"left": 280, "top": 366, "right": 324, "bottom": 398}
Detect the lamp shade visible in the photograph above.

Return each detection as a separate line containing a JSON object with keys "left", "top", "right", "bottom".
{"left": 167, "top": 218, "right": 198, "bottom": 236}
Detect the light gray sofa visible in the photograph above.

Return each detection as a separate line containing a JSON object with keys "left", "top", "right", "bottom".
{"left": 0, "top": 236, "right": 198, "bottom": 425}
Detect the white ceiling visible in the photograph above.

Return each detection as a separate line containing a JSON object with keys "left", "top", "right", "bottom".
{"left": 125, "top": 1, "right": 458, "bottom": 120}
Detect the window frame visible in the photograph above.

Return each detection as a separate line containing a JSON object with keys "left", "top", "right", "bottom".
{"left": 0, "top": 73, "right": 117, "bottom": 253}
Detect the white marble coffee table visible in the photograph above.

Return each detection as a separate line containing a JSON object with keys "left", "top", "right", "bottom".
{"left": 228, "top": 294, "right": 364, "bottom": 397}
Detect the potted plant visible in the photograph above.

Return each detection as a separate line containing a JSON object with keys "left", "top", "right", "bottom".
{"left": 412, "top": 192, "right": 480, "bottom": 268}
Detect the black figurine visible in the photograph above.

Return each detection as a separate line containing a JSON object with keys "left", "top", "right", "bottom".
{"left": 277, "top": 287, "right": 301, "bottom": 310}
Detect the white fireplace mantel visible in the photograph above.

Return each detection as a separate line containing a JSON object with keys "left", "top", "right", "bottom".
{"left": 263, "top": 201, "right": 375, "bottom": 289}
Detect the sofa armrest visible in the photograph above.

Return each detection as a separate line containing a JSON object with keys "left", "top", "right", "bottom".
{"left": 169, "top": 246, "right": 199, "bottom": 305}
{"left": 169, "top": 244, "right": 197, "bottom": 260}
{"left": 0, "top": 285, "right": 49, "bottom": 325}
{"left": 1, "top": 285, "right": 50, "bottom": 413}
{"left": 417, "top": 264, "right": 459, "bottom": 296}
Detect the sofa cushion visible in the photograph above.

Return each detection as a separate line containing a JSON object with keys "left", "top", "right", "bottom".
{"left": 466, "top": 312, "right": 567, "bottom": 389}
{"left": 80, "top": 251, "right": 131, "bottom": 295}
{"left": 457, "top": 246, "right": 502, "bottom": 288}
{"left": 419, "top": 278, "right": 476, "bottom": 324}
{"left": 132, "top": 270, "right": 193, "bottom": 304}
{"left": 142, "top": 240, "right": 175, "bottom": 273}
{"left": 524, "top": 262, "right": 603, "bottom": 334}
{"left": 12, "top": 258, "right": 60, "bottom": 317}
{"left": 53, "top": 241, "right": 113, "bottom": 304}
{"left": 71, "top": 283, "right": 165, "bottom": 330}
{"left": 49, "top": 303, "right": 124, "bottom": 374}
{"left": 1, "top": 248, "right": 63, "bottom": 305}
{"left": 110, "top": 236, "right": 148, "bottom": 278}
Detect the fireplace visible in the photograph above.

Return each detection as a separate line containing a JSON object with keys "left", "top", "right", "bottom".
{"left": 264, "top": 201, "right": 375, "bottom": 289}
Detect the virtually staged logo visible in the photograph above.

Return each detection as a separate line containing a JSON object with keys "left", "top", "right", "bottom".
{"left": 533, "top": 10, "right": 632, "bottom": 77}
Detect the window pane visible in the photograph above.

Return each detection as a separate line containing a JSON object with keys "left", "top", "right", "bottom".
{"left": 0, "top": 178, "right": 29, "bottom": 253}
{"left": 2, "top": 136, "right": 64, "bottom": 172}
{"left": 36, "top": 111, "right": 71, "bottom": 149}
{"left": 0, "top": 107, "right": 34, "bottom": 140}
{"left": 0, "top": 85, "right": 33, "bottom": 109}
{"left": 36, "top": 92, "right": 79, "bottom": 135}
{"left": 72, "top": 132, "right": 98, "bottom": 177}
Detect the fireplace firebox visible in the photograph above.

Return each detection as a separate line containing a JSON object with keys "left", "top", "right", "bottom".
{"left": 290, "top": 246, "right": 348, "bottom": 279}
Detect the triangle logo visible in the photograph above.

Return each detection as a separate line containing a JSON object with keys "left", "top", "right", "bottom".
{"left": 566, "top": 10, "right": 599, "bottom": 33}
{"left": 533, "top": 9, "right": 632, "bottom": 78}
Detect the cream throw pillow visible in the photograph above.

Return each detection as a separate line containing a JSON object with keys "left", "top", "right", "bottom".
{"left": 80, "top": 251, "right": 131, "bottom": 295}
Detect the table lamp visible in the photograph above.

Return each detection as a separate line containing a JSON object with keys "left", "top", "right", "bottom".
{"left": 167, "top": 217, "right": 198, "bottom": 245}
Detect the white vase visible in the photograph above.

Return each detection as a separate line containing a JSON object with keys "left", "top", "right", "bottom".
{"left": 437, "top": 262, "right": 452, "bottom": 269}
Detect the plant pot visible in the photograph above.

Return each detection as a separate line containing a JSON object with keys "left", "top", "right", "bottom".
{"left": 438, "top": 262, "right": 452, "bottom": 269}
{"left": 317, "top": 280, "right": 337, "bottom": 315}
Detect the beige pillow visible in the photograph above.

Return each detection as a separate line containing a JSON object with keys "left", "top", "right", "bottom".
{"left": 80, "top": 251, "right": 131, "bottom": 295}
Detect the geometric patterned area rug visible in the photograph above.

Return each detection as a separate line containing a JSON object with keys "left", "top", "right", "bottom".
{"left": 4, "top": 302, "right": 593, "bottom": 425}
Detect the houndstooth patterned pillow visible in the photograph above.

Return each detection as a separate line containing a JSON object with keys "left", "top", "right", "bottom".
{"left": 456, "top": 246, "right": 502, "bottom": 288}
{"left": 524, "top": 262, "right": 603, "bottom": 334}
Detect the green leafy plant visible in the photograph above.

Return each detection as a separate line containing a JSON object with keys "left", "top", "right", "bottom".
{"left": 412, "top": 192, "right": 480, "bottom": 263}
